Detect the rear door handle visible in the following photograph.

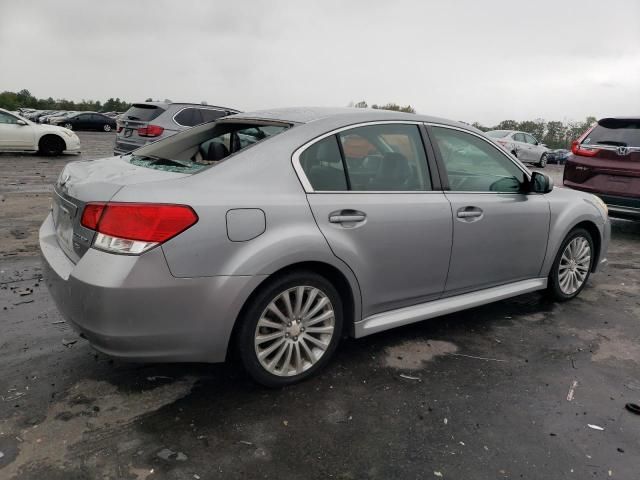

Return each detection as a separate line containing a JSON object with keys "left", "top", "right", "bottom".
{"left": 329, "top": 210, "right": 367, "bottom": 224}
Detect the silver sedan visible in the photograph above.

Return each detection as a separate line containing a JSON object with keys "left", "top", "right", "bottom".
{"left": 41, "top": 108, "right": 610, "bottom": 386}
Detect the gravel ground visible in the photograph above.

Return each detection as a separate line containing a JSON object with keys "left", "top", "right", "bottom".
{"left": 1, "top": 135, "right": 639, "bottom": 479}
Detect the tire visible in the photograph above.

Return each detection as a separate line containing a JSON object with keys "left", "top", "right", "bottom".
{"left": 64, "top": 123, "right": 73, "bottom": 130}
{"left": 511, "top": 150, "right": 518, "bottom": 158}
{"left": 38, "top": 135, "right": 65, "bottom": 156}
{"left": 547, "top": 228, "right": 594, "bottom": 301}
{"left": 537, "top": 153, "right": 548, "bottom": 168}
{"left": 236, "top": 270, "right": 344, "bottom": 387}
{"left": 103, "top": 124, "right": 112, "bottom": 132}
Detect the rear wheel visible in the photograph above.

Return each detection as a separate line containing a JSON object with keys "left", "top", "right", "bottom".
{"left": 537, "top": 153, "right": 548, "bottom": 168}
{"left": 236, "top": 271, "right": 343, "bottom": 387}
{"left": 103, "top": 124, "right": 112, "bottom": 132}
{"left": 38, "top": 135, "right": 65, "bottom": 156}
{"left": 547, "top": 228, "right": 594, "bottom": 301}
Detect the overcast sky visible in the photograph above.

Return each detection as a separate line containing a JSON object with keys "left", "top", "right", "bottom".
{"left": 1, "top": 0, "right": 638, "bottom": 125}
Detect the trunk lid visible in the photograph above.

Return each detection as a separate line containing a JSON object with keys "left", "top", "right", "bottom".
{"left": 52, "top": 156, "right": 191, "bottom": 263}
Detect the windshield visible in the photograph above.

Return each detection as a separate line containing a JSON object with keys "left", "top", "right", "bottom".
{"left": 486, "top": 130, "right": 510, "bottom": 138}
{"left": 583, "top": 119, "right": 640, "bottom": 147}
{"left": 129, "top": 121, "right": 291, "bottom": 172}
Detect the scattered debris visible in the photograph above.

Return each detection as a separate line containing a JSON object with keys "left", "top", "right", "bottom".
{"left": 14, "top": 287, "right": 32, "bottom": 296}
{"left": 194, "top": 475, "right": 201, "bottom": 480}
{"left": 0, "top": 451, "right": 4, "bottom": 459}
{"left": 624, "top": 403, "right": 640, "bottom": 415}
{"left": 239, "top": 440, "right": 254, "bottom": 446}
{"left": 62, "top": 339, "right": 77, "bottom": 348}
{"left": 399, "top": 374, "right": 421, "bottom": 381}
{"left": 587, "top": 424, "right": 604, "bottom": 431}
{"left": 624, "top": 381, "right": 640, "bottom": 392}
{"left": 283, "top": 420, "right": 289, "bottom": 427}
{"left": 3, "top": 392, "right": 25, "bottom": 402}
{"left": 434, "top": 472, "right": 443, "bottom": 477}
{"left": 13, "top": 299, "right": 34, "bottom": 306}
{"left": 146, "top": 376, "right": 173, "bottom": 382}
{"left": 447, "top": 353, "right": 506, "bottom": 363}
{"left": 444, "top": 418, "right": 448, "bottom": 425}
{"left": 567, "top": 380, "right": 578, "bottom": 401}
{"left": 51, "top": 320, "right": 65, "bottom": 325}
{"left": 156, "top": 448, "right": 188, "bottom": 461}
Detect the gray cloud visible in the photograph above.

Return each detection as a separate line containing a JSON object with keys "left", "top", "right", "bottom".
{"left": 0, "top": 0, "right": 638, "bottom": 125}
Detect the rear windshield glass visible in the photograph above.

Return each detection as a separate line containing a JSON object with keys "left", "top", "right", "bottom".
{"left": 584, "top": 119, "right": 640, "bottom": 147}
{"left": 124, "top": 104, "right": 165, "bottom": 122}
{"left": 129, "top": 121, "right": 291, "bottom": 173}
{"left": 486, "top": 130, "right": 510, "bottom": 138}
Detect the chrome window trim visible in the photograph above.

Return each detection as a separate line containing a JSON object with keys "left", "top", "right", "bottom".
{"left": 291, "top": 120, "right": 427, "bottom": 194}
{"left": 425, "top": 122, "right": 533, "bottom": 183}
{"left": 172, "top": 106, "right": 229, "bottom": 128}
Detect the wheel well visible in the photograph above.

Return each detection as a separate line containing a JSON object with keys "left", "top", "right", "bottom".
{"left": 39, "top": 134, "right": 65, "bottom": 149}
{"left": 572, "top": 221, "right": 601, "bottom": 271}
{"left": 227, "top": 262, "right": 357, "bottom": 360}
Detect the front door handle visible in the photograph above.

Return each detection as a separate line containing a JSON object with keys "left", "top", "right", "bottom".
{"left": 329, "top": 210, "right": 367, "bottom": 224}
{"left": 456, "top": 207, "right": 483, "bottom": 220}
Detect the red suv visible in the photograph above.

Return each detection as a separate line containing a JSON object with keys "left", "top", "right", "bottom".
{"left": 564, "top": 117, "right": 640, "bottom": 219}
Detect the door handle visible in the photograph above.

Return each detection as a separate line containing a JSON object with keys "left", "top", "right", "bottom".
{"left": 329, "top": 210, "right": 367, "bottom": 224}
{"left": 456, "top": 207, "right": 483, "bottom": 219}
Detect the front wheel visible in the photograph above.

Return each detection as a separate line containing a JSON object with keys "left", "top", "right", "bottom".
{"left": 236, "top": 271, "right": 343, "bottom": 387}
{"left": 547, "top": 228, "right": 594, "bottom": 301}
{"left": 64, "top": 123, "right": 73, "bottom": 130}
{"left": 38, "top": 135, "right": 65, "bottom": 156}
{"left": 103, "top": 124, "right": 112, "bottom": 132}
{"left": 537, "top": 153, "right": 548, "bottom": 168}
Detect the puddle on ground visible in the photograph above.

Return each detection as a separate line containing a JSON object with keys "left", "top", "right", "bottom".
{"left": 570, "top": 327, "right": 640, "bottom": 364}
{"left": 0, "top": 377, "right": 196, "bottom": 479}
{"left": 384, "top": 340, "right": 458, "bottom": 370}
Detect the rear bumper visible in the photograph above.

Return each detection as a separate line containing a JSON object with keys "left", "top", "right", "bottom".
{"left": 64, "top": 135, "right": 81, "bottom": 154}
{"left": 563, "top": 182, "right": 640, "bottom": 219}
{"left": 40, "top": 213, "right": 263, "bottom": 363}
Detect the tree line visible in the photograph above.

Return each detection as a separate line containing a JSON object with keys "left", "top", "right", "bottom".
{"left": 0, "top": 89, "right": 131, "bottom": 113}
{"left": 350, "top": 100, "right": 595, "bottom": 149}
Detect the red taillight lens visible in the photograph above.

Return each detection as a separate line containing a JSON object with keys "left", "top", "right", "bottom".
{"left": 81, "top": 203, "right": 198, "bottom": 254}
{"left": 571, "top": 140, "right": 601, "bottom": 157}
{"left": 81, "top": 203, "right": 106, "bottom": 230}
{"left": 137, "top": 125, "right": 164, "bottom": 137}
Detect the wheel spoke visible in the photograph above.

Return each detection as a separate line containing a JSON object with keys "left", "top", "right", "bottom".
{"left": 267, "top": 302, "right": 289, "bottom": 323}
{"left": 258, "top": 337, "right": 286, "bottom": 360}
{"left": 300, "top": 289, "right": 318, "bottom": 318}
{"left": 294, "top": 343, "right": 303, "bottom": 374}
{"left": 294, "top": 286, "right": 304, "bottom": 316}
{"left": 305, "top": 325, "right": 334, "bottom": 335}
{"left": 267, "top": 341, "right": 289, "bottom": 368}
{"left": 299, "top": 337, "right": 316, "bottom": 364}
{"left": 305, "top": 310, "right": 334, "bottom": 327}
{"left": 256, "top": 330, "right": 285, "bottom": 345}
{"left": 282, "top": 290, "right": 294, "bottom": 319}
{"left": 303, "top": 334, "right": 329, "bottom": 350}
{"left": 258, "top": 318, "right": 285, "bottom": 330}
{"left": 280, "top": 343, "right": 294, "bottom": 375}
{"left": 303, "top": 297, "right": 329, "bottom": 321}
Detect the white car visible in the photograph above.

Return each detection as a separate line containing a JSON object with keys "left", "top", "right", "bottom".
{"left": 486, "top": 130, "right": 549, "bottom": 167}
{"left": 0, "top": 108, "right": 81, "bottom": 155}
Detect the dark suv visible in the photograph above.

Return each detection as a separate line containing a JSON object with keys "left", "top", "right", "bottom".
{"left": 563, "top": 117, "right": 640, "bottom": 219}
{"left": 114, "top": 102, "right": 239, "bottom": 155}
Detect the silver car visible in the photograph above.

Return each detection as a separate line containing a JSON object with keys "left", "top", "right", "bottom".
{"left": 486, "top": 130, "right": 550, "bottom": 167}
{"left": 41, "top": 108, "right": 610, "bottom": 386}
{"left": 113, "top": 101, "right": 240, "bottom": 155}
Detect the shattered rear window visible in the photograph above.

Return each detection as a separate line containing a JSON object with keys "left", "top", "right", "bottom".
{"left": 129, "top": 156, "right": 206, "bottom": 173}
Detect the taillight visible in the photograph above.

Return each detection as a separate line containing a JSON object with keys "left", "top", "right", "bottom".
{"left": 571, "top": 140, "right": 601, "bottom": 157}
{"left": 571, "top": 124, "right": 599, "bottom": 157}
{"left": 116, "top": 125, "right": 123, "bottom": 133}
{"left": 81, "top": 202, "right": 198, "bottom": 254}
{"left": 137, "top": 125, "right": 164, "bottom": 137}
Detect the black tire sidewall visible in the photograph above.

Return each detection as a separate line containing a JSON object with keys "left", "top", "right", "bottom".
{"left": 548, "top": 228, "right": 594, "bottom": 301}
{"left": 39, "top": 136, "right": 64, "bottom": 156}
{"left": 236, "top": 271, "right": 344, "bottom": 387}
{"left": 539, "top": 154, "right": 547, "bottom": 167}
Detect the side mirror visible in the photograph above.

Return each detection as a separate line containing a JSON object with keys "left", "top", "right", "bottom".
{"left": 529, "top": 171, "right": 553, "bottom": 194}
{"left": 16, "top": 119, "right": 27, "bottom": 126}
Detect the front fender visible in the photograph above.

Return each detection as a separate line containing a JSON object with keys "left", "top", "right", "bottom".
{"left": 539, "top": 188, "right": 608, "bottom": 277}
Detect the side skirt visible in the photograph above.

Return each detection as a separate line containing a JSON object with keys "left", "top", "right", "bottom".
{"left": 354, "top": 278, "right": 547, "bottom": 338}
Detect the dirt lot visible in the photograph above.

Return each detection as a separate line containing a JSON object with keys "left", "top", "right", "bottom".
{"left": 1, "top": 134, "right": 639, "bottom": 479}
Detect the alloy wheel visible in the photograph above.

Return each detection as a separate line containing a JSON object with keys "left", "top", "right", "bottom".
{"left": 254, "top": 286, "right": 335, "bottom": 377}
{"left": 558, "top": 236, "right": 591, "bottom": 295}
{"left": 103, "top": 124, "right": 112, "bottom": 132}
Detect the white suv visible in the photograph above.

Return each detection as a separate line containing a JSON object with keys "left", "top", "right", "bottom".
{"left": 486, "top": 130, "right": 549, "bottom": 167}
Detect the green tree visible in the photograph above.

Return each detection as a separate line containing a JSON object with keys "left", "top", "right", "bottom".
{"left": 496, "top": 119, "right": 518, "bottom": 130}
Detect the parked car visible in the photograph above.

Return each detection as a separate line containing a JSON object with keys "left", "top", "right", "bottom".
{"left": 41, "top": 108, "right": 609, "bottom": 387}
{"left": 113, "top": 102, "right": 240, "bottom": 155}
{"left": 46, "top": 111, "right": 77, "bottom": 125}
{"left": 50, "top": 112, "right": 116, "bottom": 132}
{"left": 547, "top": 149, "right": 570, "bottom": 164}
{"left": 485, "top": 130, "right": 550, "bottom": 167}
{"left": 564, "top": 117, "right": 640, "bottom": 220}
{"left": 0, "top": 107, "right": 80, "bottom": 155}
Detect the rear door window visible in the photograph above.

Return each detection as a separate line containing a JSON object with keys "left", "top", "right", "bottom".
{"left": 524, "top": 134, "right": 538, "bottom": 145}
{"left": 513, "top": 133, "right": 525, "bottom": 142}
{"left": 300, "top": 124, "right": 431, "bottom": 192}
{"left": 174, "top": 108, "right": 204, "bottom": 127}
{"left": 584, "top": 119, "right": 640, "bottom": 147}
{"left": 200, "top": 109, "right": 227, "bottom": 123}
